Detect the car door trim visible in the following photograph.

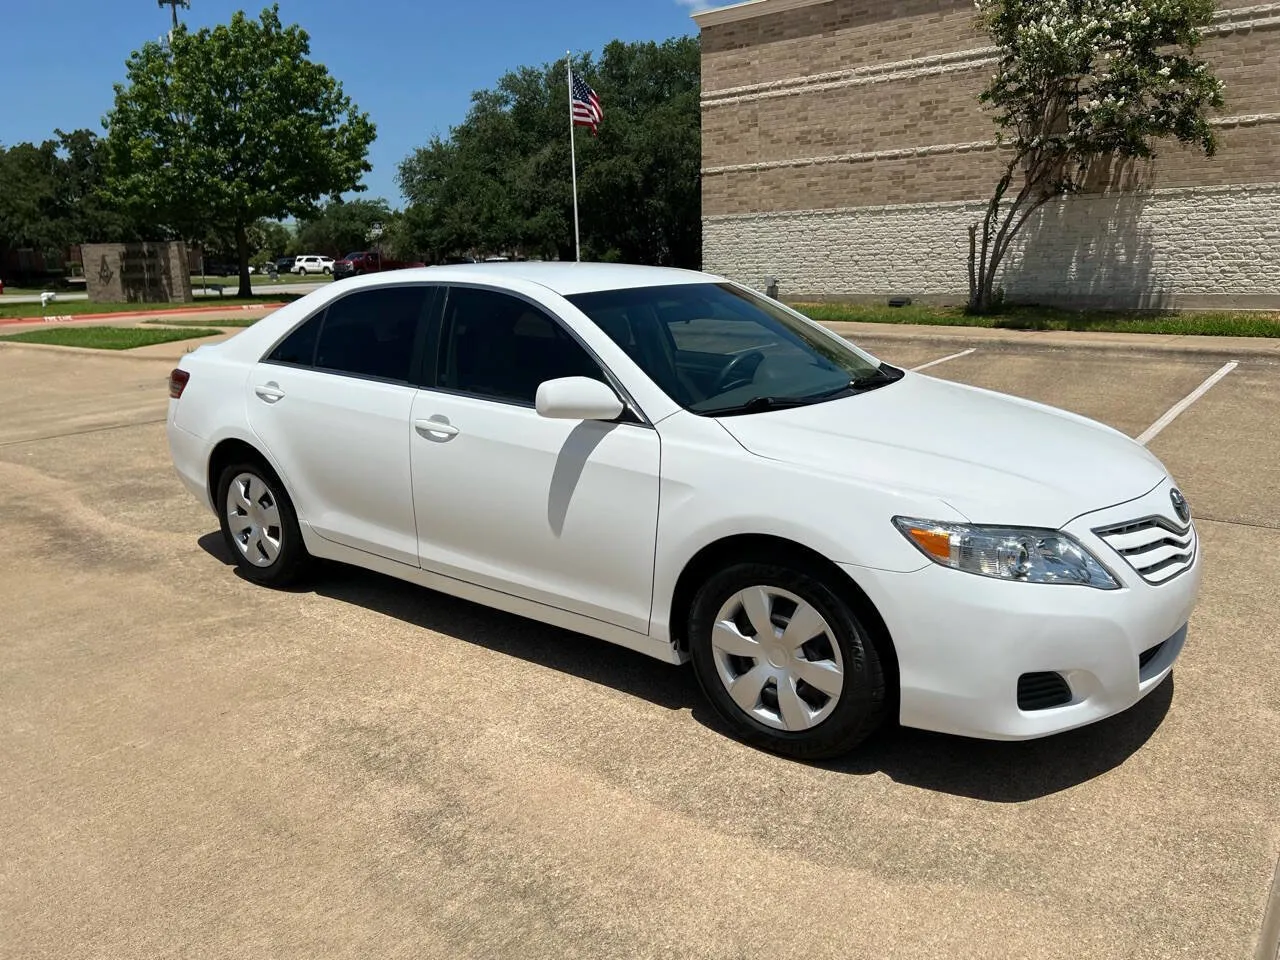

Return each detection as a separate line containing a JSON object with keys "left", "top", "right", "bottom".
{"left": 426, "top": 281, "right": 655, "bottom": 429}
{"left": 258, "top": 282, "right": 440, "bottom": 390}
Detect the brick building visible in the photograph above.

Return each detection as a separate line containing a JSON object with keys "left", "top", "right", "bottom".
{"left": 692, "top": 0, "right": 1280, "bottom": 307}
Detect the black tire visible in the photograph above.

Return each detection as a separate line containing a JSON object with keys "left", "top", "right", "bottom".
{"left": 688, "top": 561, "right": 889, "bottom": 760}
{"left": 216, "top": 460, "right": 311, "bottom": 587}
{"left": 323, "top": 266, "right": 332, "bottom": 275}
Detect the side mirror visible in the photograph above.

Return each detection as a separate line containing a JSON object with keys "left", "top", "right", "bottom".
{"left": 535, "top": 377, "right": 625, "bottom": 421}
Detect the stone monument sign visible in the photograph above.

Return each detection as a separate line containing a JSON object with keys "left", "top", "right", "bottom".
{"left": 82, "top": 241, "right": 194, "bottom": 303}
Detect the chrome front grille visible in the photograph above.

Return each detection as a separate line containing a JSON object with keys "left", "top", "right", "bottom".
{"left": 1093, "top": 515, "right": 1196, "bottom": 585}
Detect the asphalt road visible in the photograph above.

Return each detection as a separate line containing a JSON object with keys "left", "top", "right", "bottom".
{"left": 1, "top": 332, "right": 1277, "bottom": 959}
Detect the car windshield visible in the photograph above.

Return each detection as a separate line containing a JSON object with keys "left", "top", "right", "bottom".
{"left": 566, "top": 282, "right": 897, "bottom": 415}
{"left": 341, "top": 252, "right": 364, "bottom": 261}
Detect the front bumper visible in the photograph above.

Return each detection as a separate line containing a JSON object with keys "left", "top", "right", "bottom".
{"left": 846, "top": 478, "right": 1202, "bottom": 740}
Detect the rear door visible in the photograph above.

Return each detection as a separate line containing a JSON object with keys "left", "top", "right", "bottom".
{"left": 246, "top": 284, "right": 435, "bottom": 566}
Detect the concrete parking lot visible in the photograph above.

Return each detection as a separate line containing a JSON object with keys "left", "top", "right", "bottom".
{"left": 1, "top": 330, "right": 1278, "bottom": 959}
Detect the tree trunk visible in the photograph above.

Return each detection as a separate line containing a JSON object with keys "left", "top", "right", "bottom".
{"left": 234, "top": 219, "right": 252, "bottom": 298}
{"left": 967, "top": 224, "right": 978, "bottom": 310}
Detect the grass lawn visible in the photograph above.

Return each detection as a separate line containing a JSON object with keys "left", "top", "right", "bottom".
{"left": 0, "top": 295, "right": 297, "bottom": 321}
{"left": 0, "top": 326, "right": 224, "bottom": 350}
{"left": 791, "top": 302, "right": 1280, "bottom": 338}
{"left": 193, "top": 273, "right": 332, "bottom": 286}
{"left": 143, "top": 317, "right": 259, "bottom": 328}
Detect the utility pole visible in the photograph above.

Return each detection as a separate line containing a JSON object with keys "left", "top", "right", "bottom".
{"left": 158, "top": 0, "right": 189, "bottom": 32}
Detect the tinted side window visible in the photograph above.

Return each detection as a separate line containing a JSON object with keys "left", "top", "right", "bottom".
{"left": 314, "top": 286, "right": 428, "bottom": 382}
{"left": 267, "top": 312, "right": 323, "bottom": 366}
{"left": 437, "top": 287, "right": 603, "bottom": 405}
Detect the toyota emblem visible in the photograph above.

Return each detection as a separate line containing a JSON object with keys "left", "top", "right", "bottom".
{"left": 1170, "top": 488, "right": 1191, "bottom": 524}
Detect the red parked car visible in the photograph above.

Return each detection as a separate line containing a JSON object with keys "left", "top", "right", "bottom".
{"left": 333, "top": 250, "right": 426, "bottom": 280}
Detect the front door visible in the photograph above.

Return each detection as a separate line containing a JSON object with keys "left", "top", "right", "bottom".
{"left": 410, "top": 285, "right": 660, "bottom": 634}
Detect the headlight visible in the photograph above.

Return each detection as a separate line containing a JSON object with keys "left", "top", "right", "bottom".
{"left": 892, "top": 517, "right": 1119, "bottom": 589}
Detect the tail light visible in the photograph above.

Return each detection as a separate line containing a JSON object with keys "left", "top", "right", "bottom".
{"left": 168, "top": 368, "right": 190, "bottom": 399}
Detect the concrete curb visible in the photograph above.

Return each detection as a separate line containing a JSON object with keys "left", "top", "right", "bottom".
{"left": 820, "top": 320, "right": 1280, "bottom": 360}
{"left": 0, "top": 340, "right": 208, "bottom": 362}
{"left": 0, "top": 301, "right": 286, "bottom": 327}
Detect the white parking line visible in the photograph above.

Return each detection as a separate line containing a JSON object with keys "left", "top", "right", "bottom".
{"left": 1136, "top": 361, "right": 1238, "bottom": 446}
{"left": 911, "top": 348, "right": 976, "bottom": 372}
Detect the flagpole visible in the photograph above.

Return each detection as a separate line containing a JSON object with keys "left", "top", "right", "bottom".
{"left": 567, "top": 51, "right": 581, "bottom": 262}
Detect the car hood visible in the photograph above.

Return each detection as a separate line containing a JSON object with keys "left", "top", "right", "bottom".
{"left": 715, "top": 372, "right": 1166, "bottom": 528}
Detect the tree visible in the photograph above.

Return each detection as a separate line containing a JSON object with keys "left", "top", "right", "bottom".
{"left": 248, "top": 219, "right": 292, "bottom": 265}
{"left": 293, "top": 198, "right": 395, "bottom": 258}
{"left": 967, "top": 0, "right": 1224, "bottom": 312}
{"left": 397, "top": 37, "right": 700, "bottom": 266}
{"left": 0, "top": 130, "right": 140, "bottom": 263}
{"left": 102, "top": 5, "right": 375, "bottom": 296}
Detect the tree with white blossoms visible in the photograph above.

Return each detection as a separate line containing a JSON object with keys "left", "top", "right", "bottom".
{"left": 967, "top": 0, "right": 1225, "bottom": 312}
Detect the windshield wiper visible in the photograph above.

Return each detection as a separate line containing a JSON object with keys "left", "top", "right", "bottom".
{"left": 705, "top": 395, "right": 818, "bottom": 417}
{"left": 791, "top": 365, "right": 905, "bottom": 403}
{"left": 702, "top": 365, "right": 905, "bottom": 417}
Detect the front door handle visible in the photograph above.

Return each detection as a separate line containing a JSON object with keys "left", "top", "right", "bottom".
{"left": 254, "top": 383, "right": 285, "bottom": 403}
{"left": 415, "top": 417, "right": 460, "bottom": 440}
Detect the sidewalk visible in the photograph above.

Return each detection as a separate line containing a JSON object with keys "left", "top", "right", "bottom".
{"left": 825, "top": 320, "right": 1280, "bottom": 359}
{"left": 0, "top": 301, "right": 286, "bottom": 329}
{"left": 4, "top": 313, "right": 1279, "bottom": 363}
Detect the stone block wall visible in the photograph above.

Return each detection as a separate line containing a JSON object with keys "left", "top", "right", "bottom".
{"left": 83, "top": 242, "right": 193, "bottom": 304}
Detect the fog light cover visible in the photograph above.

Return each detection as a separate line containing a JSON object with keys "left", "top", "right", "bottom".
{"left": 893, "top": 517, "right": 1119, "bottom": 589}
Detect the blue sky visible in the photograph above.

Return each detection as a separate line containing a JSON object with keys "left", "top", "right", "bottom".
{"left": 4, "top": 0, "right": 718, "bottom": 204}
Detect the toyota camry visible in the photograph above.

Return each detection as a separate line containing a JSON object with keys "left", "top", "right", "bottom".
{"left": 166, "top": 263, "right": 1200, "bottom": 758}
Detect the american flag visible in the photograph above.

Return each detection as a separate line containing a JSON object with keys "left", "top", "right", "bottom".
{"left": 571, "top": 73, "right": 603, "bottom": 135}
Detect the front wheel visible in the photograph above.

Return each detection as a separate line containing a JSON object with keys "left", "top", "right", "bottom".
{"left": 323, "top": 266, "right": 332, "bottom": 275}
{"left": 688, "top": 561, "right": 889, "bottom": 759}
{"left": 217, "top": 461, "right": 311, "bottom": 587}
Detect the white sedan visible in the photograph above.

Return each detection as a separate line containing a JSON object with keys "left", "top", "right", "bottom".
{"left": 166, "top": 263, "right": 1200, "bottom": 758}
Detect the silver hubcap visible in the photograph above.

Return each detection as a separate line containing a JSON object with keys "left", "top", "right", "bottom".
{"left": 711, "top": 586, "right": 845, "bottom": 732}
{"left": 225, "top": 472, "right": 283, "bottom": 568}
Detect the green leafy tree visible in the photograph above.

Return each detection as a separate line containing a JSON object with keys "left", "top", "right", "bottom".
{"left": 293, "top": 198, "right": 396, "bottom": 258}
{"left": 967, "top": 0, "right": 1224, "bottom": 312}
{"left": 248, "top": 220, "right": 292, "bottom": 266}
{"left": 397, "top": 37, "right": 700, "bottom": 266}
{"left": 102, "top": 5, "right": 375, "bottom": 296}
{"left": 0, "top": 130, "right": 140, "bottom": 264}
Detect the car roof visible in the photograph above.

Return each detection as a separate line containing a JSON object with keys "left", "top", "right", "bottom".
{"left": 350, "top": 261, "right": 724, "bottom": 297}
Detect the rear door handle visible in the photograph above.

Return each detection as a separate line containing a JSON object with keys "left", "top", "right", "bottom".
{"left": 254, "top": 383, "right": 285, "bottom": 403}
{"left": 415, "top": 417, "right": 460, "bottom": 440}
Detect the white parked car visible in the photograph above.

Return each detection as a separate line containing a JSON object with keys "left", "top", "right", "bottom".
{"left": 166, "top": 264, "right": 1200, "bottom": 758}
{"left": 292, "top": 255, "right": 334, "bottom": 276}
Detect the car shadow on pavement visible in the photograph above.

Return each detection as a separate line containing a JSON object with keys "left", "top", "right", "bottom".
{"left": 820, "top": 677, "right": 1174, "bottom": 802}
{"left": 198, "top": 532, "right": 701, "bottom": 712}
{"left": 199, "top": 533, "right": 1174, "bottom": 802}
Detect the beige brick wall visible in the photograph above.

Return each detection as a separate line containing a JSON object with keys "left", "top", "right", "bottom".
{"left": 704, "top": 123, "right": 1280, "bottom": 215}
{"left": 703, "top": 31, "right": 1280, "bottom": 171}
{"left": 695, "top": 0, "right": 1280, "bottom": 303}
{"left": 703, "top": 0, "right": 980, "bottom": 91}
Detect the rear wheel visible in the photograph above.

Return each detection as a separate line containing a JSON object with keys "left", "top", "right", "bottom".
{"left": 689, "top": 561, "right": 888, "bottom": 759}
{"left": 216, "top": 461, "right": 311, "bottom": 587}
